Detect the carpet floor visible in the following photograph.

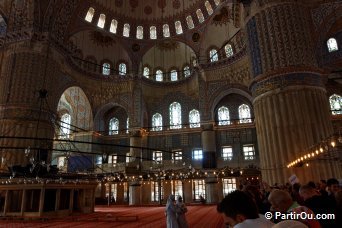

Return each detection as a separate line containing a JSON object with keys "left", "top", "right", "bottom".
{"left": 0, "top": 205, "right": 224, "bottom": 228}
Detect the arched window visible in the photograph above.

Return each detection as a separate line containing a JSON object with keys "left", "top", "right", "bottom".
{"left": 170, "top": 102, "right": 182, "bottom": 129}
{"left": 171, "top": 70, "right": 178, "bottom": 81}
{"left": 102, "top": 63, "right": 110, "bottom": 75}
{"left": 225, "top": 44, "right": 234, "bottom": 57}
{"left": 123, "top": 23, "right": 130, "bottom": 37}
{"left": 184, "top": 65, "right": 191, "bottom": 77}
{"left": 119, "top": 63, "right": 127, "bottom": 75}
{"left": 175, "top": 21, "right": 183, "bottom": 34}
{"left": 210, "top": 49, "right": 219, "bottom": 62}
{"left": 214, "top": 0, "right": 221, "bottom": 6}
{"left": 97, "top": 14, "right": 106, "bottom": 28}
{"left": 163, "top": 24, "right": 170, "bottom": 38}
{"left": 109, "top": 117, "right": 119, "bottom": 135}
{"left": 218, "top": 106, "right": 230, "bottom": 125}
{"left": 110, "top": 19, "right": 118, "bottom": 34}
{"left": 186, "top": 16, "right": 194, "bottom": 29}
{"left": 60, "top": 113, "right": 71, "bottom": 138}
{"left": 126, "top": 117, "right": 129, "bottom": 133}
{"left": 136, "top": 26, "right": 143, "bottom": 39}
{"left": 327, "top": 38, "right": 338, "bottom": 52}
{"left": 196, "top": 9, "right": 205, "bottom": 23}
{"left": 205, "top": 1, "right": 213, "bottom": 15}
{"left": 150, "top": 26, "right": 157, "bottom": 39}
{"left": 189, "top": 109, "right": 200, "bottom": 128}
{"left": 85, "top": 7, "right": 95, "bottom": 22}
{"left": 0, "top": 15, "right": 7, "bottom": 36}
{"left": 143, "top": 67, "right": 150, "bottom": 78}
{"left": 329, "top": 94, "right": 342, "bottom": 115}
{"left": 192, "top": 57, "right": 198, "bottom": 66}
{"left": 238, "top": 104, "right": 252, "bottom": 123}
{"left": 152, "top": 113, "right": 163, "bottom": 131}
{"left": 156, "top": 70, "right": 163, "bottom": 81}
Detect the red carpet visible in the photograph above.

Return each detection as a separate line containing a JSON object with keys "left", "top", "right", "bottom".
{"left": 0, "top": 205, "right": 224, "bottom": 228}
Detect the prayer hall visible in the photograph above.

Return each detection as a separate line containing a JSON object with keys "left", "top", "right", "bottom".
{"left": 0, "top": 0, "right": 341, "bottom": 227}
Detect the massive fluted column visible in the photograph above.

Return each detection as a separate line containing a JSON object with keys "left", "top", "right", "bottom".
{"left": 0, "top": 43, "right": 60, "bottom": 171}
{"left": 244, "top": 0, "right": 341, "bottom": 183}
{"left": 201, "top": 123, "right": 217, "bottom": 169}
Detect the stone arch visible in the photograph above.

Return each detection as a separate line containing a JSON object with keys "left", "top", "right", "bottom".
{"left": 210, "top": 88, "right": 252, "bottom": 122}
{"left": 93, "top": 102, "right": 129, "bottom": 134}
{"left": 57, "top": 86, "right": 94, "bottom": 132}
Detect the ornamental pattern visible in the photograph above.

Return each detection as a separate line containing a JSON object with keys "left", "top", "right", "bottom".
{"left": 251, "top": 73, "right": 324, "bottom": 98}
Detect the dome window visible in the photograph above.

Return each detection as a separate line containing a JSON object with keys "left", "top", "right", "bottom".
{"left": 97, "top": 14, "right": 106, "bottom": 28}
{"left": 85, "top": 7, "right": 95, "bottom": 22}
{"left": 123, "top": 23, "right": 130, "bottom": 37}
{"left": 136, "top": 26, "right": 143, "bottom": 39}
{"left": 110, "top": 19, "right": 118, "bottom": 34}
{"left": 175, "top": 21, "right": 183, "bottom": 34}
{"left": 150, "top": 26, "right": 157, "bottom": 39}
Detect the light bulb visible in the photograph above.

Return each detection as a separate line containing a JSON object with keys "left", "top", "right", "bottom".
{"left": 331, "top": 141, "right": 336, "bottom": 147}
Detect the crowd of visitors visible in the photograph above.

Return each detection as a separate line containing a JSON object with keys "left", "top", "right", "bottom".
{"left": 165, "top": 178, "right": 341, "bottom": 227}
{"left": 217, "top": 178, "right": 341, "bottom": 228}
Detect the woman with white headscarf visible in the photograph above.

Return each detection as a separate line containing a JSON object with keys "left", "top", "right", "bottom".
{"left": 165, "top": 194, "right": 179, "bottom": 228}
{"left": 176, "top": 196, "right": 189, "bottom": 228}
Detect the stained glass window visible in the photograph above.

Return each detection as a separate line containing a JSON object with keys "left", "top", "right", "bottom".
{"left": 126, "top": 117, "right": 129, "bottom": 133}
{"left": 210, "top": 49, "right": 219, "bottom": 62}
{"left": 184, "top": 65, "right": 191, "bottom": 77}
{"left": 170, "top": 102, "right": 182, "bottom": 129}
{"left": 327, "top": 38, "right": 338, "bottom": 52}
{"left": 60, "top": 113, "right": 71, "bottom": 138}
{"left": 97, "top": 14, "right": 106, "bottom": 28}
{"left": 119, "top": 63, "right": 127, "bottom": 75}
{"left": 102, "top": 63, "right": 110, "bottom": 75}
{"left": 329, "top": 94, "right": 342, "bottom": 115}
{"left": 189, "top": 109, "right": 200, "bottom": 128}
{"left": 156, "top": 70, "right": 163, "bottom": 81}
{"left": 151, "top": 181, "right": 163, "bottom": 202}
{"left": 136, "top": 26, "right": 143, "bottom": 39}
{"left": 152, "top": 113, "right": 163, "bottom": 131}
{"left": 193, "top": 149, "right": 203, "bottom": 160}
{"left": 126, "top": 152, "right": 130, "bottom": 163}
{"left": 153, "top": 151, "right": 163, "bottom": 163}
{"left": 223, "top": 178, "right": 236, "bottom": 196}
{"left": 222, "top": 146, "right": 233, "bottom": 161}
{"left": 225, "top": 44, "right": 234, "bottom": 57}
{"left": 205, "top": 1, "right": 213, "bottom": 15}
{"left": 175, "top": 21, "right": 183, "bottom": 34}
{"left": 196, "top": 9, "right": 205, "bottom": 23}
{"left": 85, "top": 7, "right": 95, "bottom": 22}
{"left": 218, "top": 106, "right": 230, "bottom": 125}
{"left": 243, "top": 145, "right": 255, "bottom": 160}
{"left": 109, "top": 117, "right": 119, "bottom": 135}
{"left": 186, "top": 16, "right": 194, "bottom": 29}
{"left": 173, "top": 151, "right": 182, "bottom": 161}
{"left": 143, "top": 67, "right": 150, "bottom": 78}
{"left": 150, "top": 26, "right": 157, "bottom": 39}
{"left": 172, "top": 180, "right": 183, "bottom": 198}
{"left": 110, "top": 19, "right": 118, "bottom": 34}
{"left": 193, "top": 180, "right": 205, "bottom": 200}
{"left": 123, "top": 23, "right": 130, "bottom": 37}
{"left": 238, "top": 104, "right": 252, "bottom": 123}
{"left": 214, "top": 0, "right": 221, "bottom": 6}
{"left": 163, "top": 24, "right": 170, "bottom": 38}
{"left": 171, "top": 70, "right": 178, "bottom": 81}
{"left": 108, "top": 154, "right": 117, "bottom": 165}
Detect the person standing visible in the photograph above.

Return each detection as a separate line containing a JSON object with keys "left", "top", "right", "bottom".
{"left": 165, "top": 194, "right": 179, "bottom": 228}
{"left": 176, "top": 196, "right": 189, "bottom": 228}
